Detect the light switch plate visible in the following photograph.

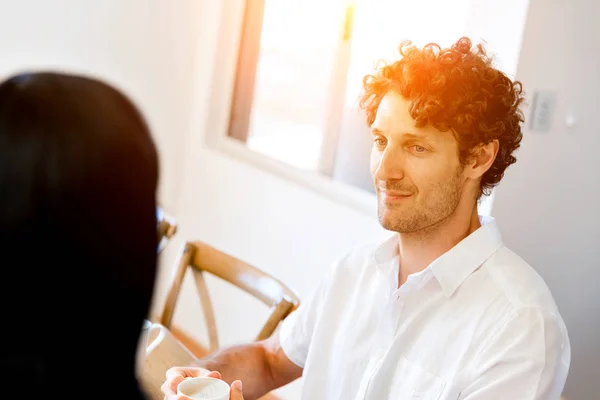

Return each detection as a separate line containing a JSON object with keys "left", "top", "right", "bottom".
{"left": 529, "top": 90, "right": 557, "bottom": 132}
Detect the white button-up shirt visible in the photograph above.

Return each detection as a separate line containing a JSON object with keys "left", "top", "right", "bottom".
{"left": 280, "top": 216, "right": 570, "bottom": 399}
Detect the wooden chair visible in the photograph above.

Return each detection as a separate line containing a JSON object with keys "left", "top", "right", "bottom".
{"left": 159, "top": 240, "right": 300, "bottom": 352}
{"left": 156, "top": 206, "right": 177, "bottom": 254}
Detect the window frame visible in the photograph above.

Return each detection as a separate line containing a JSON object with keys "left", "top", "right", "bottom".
{"left": 202, "top": 0, "right": 377, "bottom": 216}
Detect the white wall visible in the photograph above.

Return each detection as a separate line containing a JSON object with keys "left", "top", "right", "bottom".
{"left": 465, "top": 0, "right": 530, "bottom": 78}
{"left": 0, "top": 0, "right": 203, "bottom": 213}
{"left": 492, "top": 0, "right": 600, "bottom": 398}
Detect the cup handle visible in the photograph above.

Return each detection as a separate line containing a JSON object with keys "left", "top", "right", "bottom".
{"left": 145, "top": 323, "right": 166, "bottom": 356}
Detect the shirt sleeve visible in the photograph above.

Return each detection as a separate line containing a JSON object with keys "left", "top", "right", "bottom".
{"left": 278, "top": 259, "right": 339, "bottom": 368}
{"left": 460, "top": 306, "right": 570, "bottom": 400}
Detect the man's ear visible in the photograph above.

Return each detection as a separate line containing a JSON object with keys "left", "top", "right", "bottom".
{"left": 466, "top": 139, "right": 499, "bottom": 179}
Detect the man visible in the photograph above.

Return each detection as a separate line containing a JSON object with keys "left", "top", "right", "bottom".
{"left": 162, "top": 37, "right": 570, "bottom": 400}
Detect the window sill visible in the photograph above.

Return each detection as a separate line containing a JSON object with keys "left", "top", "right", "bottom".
{"left": 206, "top": 134, "right": 377, "bottom": 217}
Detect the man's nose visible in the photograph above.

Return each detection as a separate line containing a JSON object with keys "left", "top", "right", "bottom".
{"left": 373, "top": 147, "right": 404, "bottom": 182}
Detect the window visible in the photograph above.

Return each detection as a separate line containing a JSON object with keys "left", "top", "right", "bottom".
{"left": 228, "top": 0, "right": 351, "bottom": 173}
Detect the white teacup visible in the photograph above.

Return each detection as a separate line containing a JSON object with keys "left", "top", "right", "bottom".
{"left": 177, "top": 377, "right": 230, "bottom": 400}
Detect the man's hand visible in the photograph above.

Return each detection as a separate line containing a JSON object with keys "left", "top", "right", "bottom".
{"left": 161, "top": 366, "right": 222, "bottom": 399}
{"left": 159, "top": 333, "right": 301, "bottom": 399}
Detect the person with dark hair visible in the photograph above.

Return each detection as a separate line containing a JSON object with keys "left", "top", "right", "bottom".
{"left": 0, "top": 71, "right": 161, "bottom": 398}
{"left": 162, "top": 38, "right": 570, "bottom": 400}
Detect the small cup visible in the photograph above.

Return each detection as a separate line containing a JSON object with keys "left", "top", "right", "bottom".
{"left": 177, "top": 377, "right": 230, "bottom": 400}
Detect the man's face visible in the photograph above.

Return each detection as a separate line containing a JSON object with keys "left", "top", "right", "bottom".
{"left": 370, "top": 91, "right": 468, "bottom": 233}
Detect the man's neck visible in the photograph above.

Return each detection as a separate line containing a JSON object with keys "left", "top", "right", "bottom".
{"left": 396, "top": 205, "right": 481, "bottom": 287}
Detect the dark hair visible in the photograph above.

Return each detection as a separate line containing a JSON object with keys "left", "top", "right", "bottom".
{"left": 359, "top": 37, "right": 525, "bottom": 198}
{"left": 0, "top": 72, "right": 158, "bottom": 396}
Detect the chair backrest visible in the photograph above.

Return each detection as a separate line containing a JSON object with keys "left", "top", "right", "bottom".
{"left": 156, "top": 207, "right": 177, "bottom": 253}
{"left": 159, "top": 241, "right": 300, "bottom": 351}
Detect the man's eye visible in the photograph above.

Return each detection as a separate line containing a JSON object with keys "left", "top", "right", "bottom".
{"left": 411, "top": 145, "right": 427, "bottom": 153}
{"left": 374, "top": 138, "right": 387, "bottom": 147}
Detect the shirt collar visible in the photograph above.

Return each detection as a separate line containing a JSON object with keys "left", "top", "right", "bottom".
{"left": 372, "top": 215, "right": 504, "bottom": 298}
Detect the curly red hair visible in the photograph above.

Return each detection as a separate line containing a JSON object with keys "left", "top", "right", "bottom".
{"left": 359, "top": 37, "right": 525, "bottom": 198}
